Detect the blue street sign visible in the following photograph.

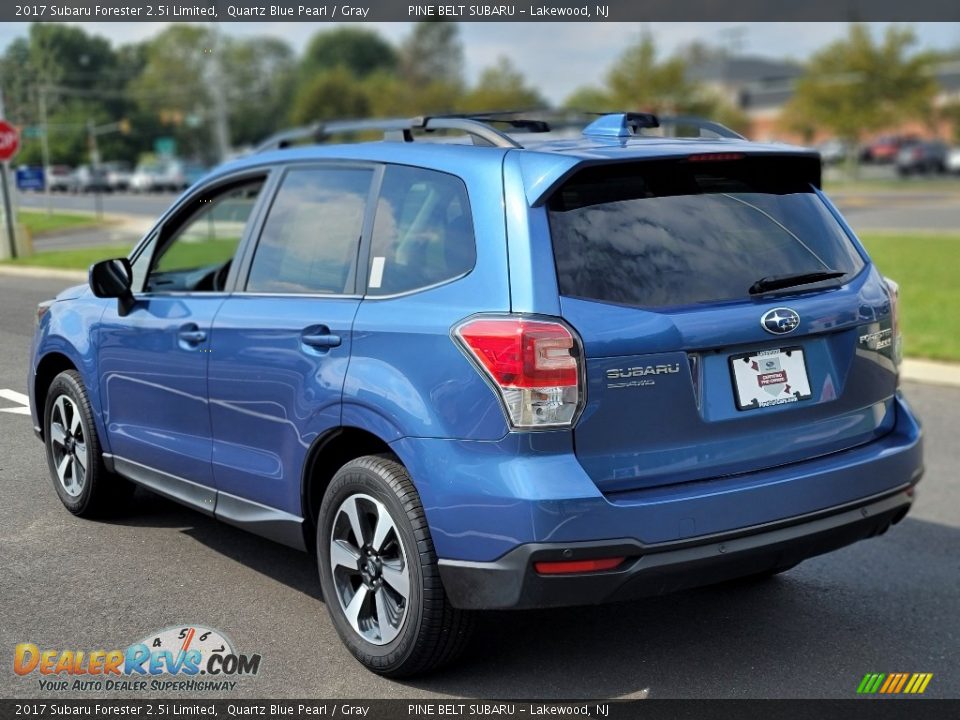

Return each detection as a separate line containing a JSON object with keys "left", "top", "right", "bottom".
{"left": 15, "top": 166, "right": 45, "bottom": 192}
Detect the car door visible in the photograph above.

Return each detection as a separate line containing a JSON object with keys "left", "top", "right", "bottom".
{"left": 97, "top": 172, "right": 270, "bottom": 507}
{"left": 207, "top": 164, "right": 375, "bottom": 538}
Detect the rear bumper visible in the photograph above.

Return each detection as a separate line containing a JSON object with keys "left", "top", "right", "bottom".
{"left": 439, "top": 486, "right": 916, "bottom": 609}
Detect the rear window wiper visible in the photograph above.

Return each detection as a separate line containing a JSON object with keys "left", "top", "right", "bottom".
{"left": 749, "top": 270, "right": 846, "bottom": 295}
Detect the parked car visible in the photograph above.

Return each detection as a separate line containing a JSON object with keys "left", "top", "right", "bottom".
{"left": 103, "top": 161, "right": 133, "bottom": 192}
{"left": 29, "top": 112, "right": 923, "bottom": 677}
{"left": 131, "top": 160, "right": 204, "bottom": 193}
{"left": 896, "top": 140, "right": 948, "bottom": 176}
{"left": 947, "top": 147, "right": 960, "bottom": 174}
{"left": 861, "top": 134, "right": 919, "bottom": 164}
{"left": 129, "top": 162, "right": 163, "bottom": 193}
{"left": 73, "top": 165, "right": 112, "bottom": 193}
{"left": 45, "top": 165, "right": 77, "bottom": 193}
{"left": 816, "top": 138, "right": 848, "bottom": 165}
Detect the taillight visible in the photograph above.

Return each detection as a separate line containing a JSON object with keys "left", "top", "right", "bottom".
{"left": 454, "top": 316, "right": 583, "bottom": 428}
{"left": 884, "top": 277, "right": 902, "bottom": 367}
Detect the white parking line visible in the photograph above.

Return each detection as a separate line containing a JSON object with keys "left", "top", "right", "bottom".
{"left": 0, "top": 389, "right": 31, "bottom": 415}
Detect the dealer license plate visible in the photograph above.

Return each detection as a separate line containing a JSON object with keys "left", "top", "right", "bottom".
{"left": 729, "top": 347, "right": 813, "bottom": 411}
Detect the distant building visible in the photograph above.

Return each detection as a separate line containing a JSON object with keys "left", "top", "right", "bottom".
{"left": 687, "top": 54, "right": 803, "bottom": 141}
{"left": 687, "top": 54, "right": 960, "bottom": 144}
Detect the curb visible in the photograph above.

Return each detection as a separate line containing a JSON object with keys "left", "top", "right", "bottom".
{"left": 901, "top": 359, "right": 960, "bottom": 389}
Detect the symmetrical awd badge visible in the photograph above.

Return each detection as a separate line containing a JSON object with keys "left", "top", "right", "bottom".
{"left": 761, "top": 307, "right": 800, "bottom": 335}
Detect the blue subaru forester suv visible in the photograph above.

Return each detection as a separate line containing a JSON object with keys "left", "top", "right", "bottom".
{"left": 30, "top": 112, "right": 923, "bottom": 676}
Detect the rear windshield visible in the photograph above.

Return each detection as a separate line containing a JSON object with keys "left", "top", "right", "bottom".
{"left": 547, "top": 157, "right": 864, "bottom": 309}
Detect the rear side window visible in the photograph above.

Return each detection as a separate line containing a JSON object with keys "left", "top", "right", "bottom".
{"left": 366, "top": 165, "right": 475, "bottom": 296}
{"left": 548, "top": 157, "right": 865, "bottom": 309}
{"left": 246, "top": 167, "right": 373, "bottom": 294}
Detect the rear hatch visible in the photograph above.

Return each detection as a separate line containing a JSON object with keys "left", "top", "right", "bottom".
{"left": 546, "top": 154, "right": 899, "bottom": 494}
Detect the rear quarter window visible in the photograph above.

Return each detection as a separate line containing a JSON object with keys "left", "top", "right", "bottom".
{"left": 548, "top": 157, "right": 864, "bottom": 309}
{"left": 366, "top": 165, "right": 476, "bottom": 296}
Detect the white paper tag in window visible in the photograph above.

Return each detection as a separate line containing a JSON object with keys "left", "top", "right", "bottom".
{"left": 369, "top": 256, "right": 385, "bottom": 289}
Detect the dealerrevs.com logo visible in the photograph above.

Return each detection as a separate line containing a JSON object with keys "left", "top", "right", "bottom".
{"left": 14, "top": 625, "right": 261, "bottom": 693}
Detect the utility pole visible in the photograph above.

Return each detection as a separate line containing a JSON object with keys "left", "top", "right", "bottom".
{"left": 209, "top": 14, "right": 231, "bottom": 162}
{"left": 0, "top": 86, "right": 18, "bottom": 260}
{"left": 37, "top": 84, "right": 52, "bottom": 215}
{"left": 87, "top": 118, "right": 103, "bottom": 219}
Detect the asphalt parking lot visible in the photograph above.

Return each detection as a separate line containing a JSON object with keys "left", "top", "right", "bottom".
{"left": 1, "top": 274, "right": 958, "bottom": 700}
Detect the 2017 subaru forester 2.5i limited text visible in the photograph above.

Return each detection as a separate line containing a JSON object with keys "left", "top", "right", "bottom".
{"left": 29, "top": 112, "right": 923, "bottom": 676}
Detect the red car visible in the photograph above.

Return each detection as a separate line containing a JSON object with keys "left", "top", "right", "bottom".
{"left": 861, "top": 135, "right": 919, "bottom": 164}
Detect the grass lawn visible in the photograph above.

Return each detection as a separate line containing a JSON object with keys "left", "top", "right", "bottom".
{"left": 0, "top": 244, "right": 132, "bottom": 270}
{"left": 0, "top": 238, "right": 237, "bottom": 272}
{"left": 824, "top": 179, "right": 960, "bottom": 193}
{"left": 18, "top": 210, "right": 103, "bottom": 236}
{"left": 859, "top": 232, "right": 960, "bottom": 363}
{"left": 2, "top": 232, "right": 956, "bottom": 362}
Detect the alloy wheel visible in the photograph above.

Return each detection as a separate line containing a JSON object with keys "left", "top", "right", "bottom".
{"left": 49, "top": 394, "right": 88, "bottom": 498}
{"left": 329, "top": 493, "right": 410, "bottom": 645}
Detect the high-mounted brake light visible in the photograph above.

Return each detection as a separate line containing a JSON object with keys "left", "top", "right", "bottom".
{"left": 687, "top": 152, "right": 745, "bottom": 162}
{"left": 454, "top": 316, "right": 583, "bottom": 428}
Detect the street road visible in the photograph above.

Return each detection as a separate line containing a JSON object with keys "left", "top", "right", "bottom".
{"left": 0, "top": 275, "right": 957, "bottom": 700}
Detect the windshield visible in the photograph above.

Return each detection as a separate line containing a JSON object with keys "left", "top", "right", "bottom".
{"left": 547, "top": 157, "right": 865, "bottom": 309}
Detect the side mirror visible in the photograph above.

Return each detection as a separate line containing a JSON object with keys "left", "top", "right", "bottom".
{"left": 89, "top": 258, "right": 135, "bottom": 315}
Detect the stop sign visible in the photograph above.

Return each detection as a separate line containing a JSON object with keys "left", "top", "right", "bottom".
{"left": 0, "top": 120, "right": 20, "bottom": 162}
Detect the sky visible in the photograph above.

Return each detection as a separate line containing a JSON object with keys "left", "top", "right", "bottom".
{"left": 2, "top": 22, "right": 959, "bottom": 103}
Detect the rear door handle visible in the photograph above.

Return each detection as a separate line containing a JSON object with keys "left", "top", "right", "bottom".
{"left": 301, "top": 332, "right": 341, "bottom": 349}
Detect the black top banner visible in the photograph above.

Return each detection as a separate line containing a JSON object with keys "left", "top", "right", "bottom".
{"left": 0, "top": 700, "right": 959, "bottom": 720}
{"left": 4, "top": 0, "right": 960, "bottom": 22}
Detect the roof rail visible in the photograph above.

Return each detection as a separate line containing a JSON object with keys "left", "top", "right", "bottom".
{"left": 252, "top": 114, "right": 550, "bottom": 153}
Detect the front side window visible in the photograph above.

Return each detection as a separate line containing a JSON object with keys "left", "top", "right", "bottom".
{"left": 548, "top": 157, "right": 865, "bottom": 309}
{"left": 366, "top": 165, "right": 475, "bottom": 296}
{"left": 246, "top": 167, "right": 373, "bottom": 294}
{"left": 142, "top": 180, "right": 264, "bottom": 293}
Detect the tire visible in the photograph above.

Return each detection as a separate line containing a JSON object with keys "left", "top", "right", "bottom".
{"left": 43, "top": 370, "right": 133, "bottom": 517}
{"left": 317, "top": 455, "right": 474, "bottom": 677}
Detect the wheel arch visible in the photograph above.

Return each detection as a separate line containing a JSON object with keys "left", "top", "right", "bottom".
{"left": 300, "top": 426, "right": 399, "bottom": 550}
{"left": 33, "top": 351, "right": 81, "bottom": 441}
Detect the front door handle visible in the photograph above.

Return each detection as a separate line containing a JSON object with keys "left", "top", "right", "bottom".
{"left": 301, "top": 332, "right": 341, "bottom": 349}
{"left": 178, "top": 326, "right": 207, "bottom": 344}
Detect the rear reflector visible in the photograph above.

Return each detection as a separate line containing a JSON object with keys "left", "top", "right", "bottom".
{"left": 534, "top": 557, "right": 625, "bottom": 575}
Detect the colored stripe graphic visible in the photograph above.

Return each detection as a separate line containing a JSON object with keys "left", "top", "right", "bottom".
{"left": 904, "top": 674, "right": 920, "bottom": 693}
{"left": 857, "top": 672, "right": 932, "bottom": 694}
{"left": 857, "top": 673, "right": 886, "bottom": 694}
{"left": 893, "top": 673, "right": 910, "bottom": 693}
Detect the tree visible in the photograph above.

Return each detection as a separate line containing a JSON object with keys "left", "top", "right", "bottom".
{"left": 606, "top": 29, "right": 702, "bottom": 113}
{"left": 222, "top": 36, "right": 297, "bottom": 147}
{"left": 290, "top": 66, "right": 371, "bottom": 124}
{"left": 301, "top": 27, "right": 397, "bottom": 79}
{"left": 562, "top": 85, "right": 612, "bottom": 112}
{"left": 132, "top": 25, "right": 215, "bottom": 160}
{"left": 783, "top": 24, "right": 937, "bottom": 146}
{"left": 400, "top": 22, "right": 465, "bottom": 87}
{"left": 459, "top": 57, "right": 546, "bottom": 113}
